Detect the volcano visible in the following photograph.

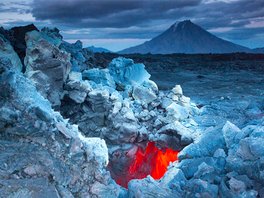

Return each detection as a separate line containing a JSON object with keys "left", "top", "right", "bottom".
{"left": 119, "top": 20, "right": 251, "bottom": 54}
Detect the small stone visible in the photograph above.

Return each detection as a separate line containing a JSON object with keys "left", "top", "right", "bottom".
{"left": 229, "top": 177, "right": 246, "bottom": 193}
{"left": 172, "top": 85, "right": 183, "bottom": 95}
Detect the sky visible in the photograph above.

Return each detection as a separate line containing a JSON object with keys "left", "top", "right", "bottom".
{"left": 1, "top": 0, "right": 264, "bottom": 52}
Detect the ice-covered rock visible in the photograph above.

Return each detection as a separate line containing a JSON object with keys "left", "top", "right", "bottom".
{"left": 60, "top": 57, "right": 198, "bottom": 178}
{"left": 219, "top": 174, "right": 258, "bottom": 198}
{"left": 24, "top": 30, "right": 71, "bottom": 106}
{"left": 160, "top": 165, "right": 187, "bottom": 190}
{"left": 0, "top": 178, "right": 60, "bottom": 198}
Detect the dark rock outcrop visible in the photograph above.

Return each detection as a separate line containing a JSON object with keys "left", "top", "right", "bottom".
{"left": 0, "top": 24, "right": 39, "bottom": 71}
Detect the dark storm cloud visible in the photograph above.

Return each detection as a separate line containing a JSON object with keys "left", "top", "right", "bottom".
{"left": 30, "top": 0, "right": 264, "bottom": 41}
{"left": 31, "top": 0, "right": 264, "bottom": 29}
{"left": 0, "top": 1, "right": 31, "bottom": 13}
{"left": 216, "top": 27, "right": 264, "bottom": 40}
{"left": 193, "top": 0, "right": 264, "bottom": 29}
{"left": 31, "top": 0, "right": 202, "bottom": 28}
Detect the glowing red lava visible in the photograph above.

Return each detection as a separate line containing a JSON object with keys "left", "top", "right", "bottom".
{"left": 110, "top": 141, "right": 179, "bottom": 188}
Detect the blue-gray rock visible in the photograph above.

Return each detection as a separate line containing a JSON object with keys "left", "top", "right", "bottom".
{"left": 24, "top": 30, "right": 71, "bottom": 106}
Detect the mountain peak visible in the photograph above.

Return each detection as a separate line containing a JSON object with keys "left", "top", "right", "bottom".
{"left": 178, "top": 19, "right": 192, "bottom": 25}
{"left": 170, "top": 20, "right": 196, "bottom": 32}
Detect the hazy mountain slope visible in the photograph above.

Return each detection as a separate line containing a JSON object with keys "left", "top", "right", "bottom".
{"left": 87, "top": 46, "right": 111, "bottom": 53}
{"left": 252, "top": 47, "right": 264, "bottom": 53}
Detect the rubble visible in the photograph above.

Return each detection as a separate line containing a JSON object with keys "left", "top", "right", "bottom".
{"left": 60, "top": 56, "right": 197, "bottom": 154}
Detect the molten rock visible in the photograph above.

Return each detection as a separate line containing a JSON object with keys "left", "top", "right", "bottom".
{"left": 108, "top": 141, "right": 179, "bottom": 188}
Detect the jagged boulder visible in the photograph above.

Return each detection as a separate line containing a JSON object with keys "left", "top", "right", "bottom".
{"left": 108, "top": 57, "right": 153, "bottom": 98}
{"left": 64, "top": 72, "right": 92, "bottom": 103}
{"left": 41, "top": 27, "right": 63, "bottom": 46}
{"left": 60, "top": 40, "right": 90, "bottom": 71}
{"left": 132, "top": 80, "right": 158, "bottom": 104}
{"left": 109, "top": 57, "right": 151, "bottom": 86}
{"left": 24, "top": 30, "right": 71, "bottom": 107}
{"left": 155, "top": 121, "right": 194, "bottom": 150}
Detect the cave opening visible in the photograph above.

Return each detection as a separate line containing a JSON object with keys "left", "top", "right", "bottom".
{"left": 107, "top": 141, "right": 179, "bottom": 188}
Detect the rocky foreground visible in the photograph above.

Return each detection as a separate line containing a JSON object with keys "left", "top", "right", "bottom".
{"left": 0, "top": 26, "right": 264, "bottom": 197}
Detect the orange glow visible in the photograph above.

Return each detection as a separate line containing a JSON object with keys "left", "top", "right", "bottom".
{"left": 111, "top": 141, "right": 179, "bottom": 188}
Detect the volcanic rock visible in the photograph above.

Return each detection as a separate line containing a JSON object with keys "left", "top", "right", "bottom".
{"left": 132, "top": 80, "right": 158, "bottom": 104}
{"left": 0, "top": 50, "right": 123, "bottom": 197}
{"left": 24, "top": 30, "right": 71, "bottom": 107}
{"left": 64, "top": 71, "right": 92, "bottom": 103}
{"left": 156, "top": 121, "right": 194, "bottom": 150}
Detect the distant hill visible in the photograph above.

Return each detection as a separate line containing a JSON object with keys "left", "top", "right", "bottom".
{"left": 252, "top": 47, "right": 264, "bottom": 53}
{"left": 87, "top": 46, "right": 111, "bottom": 53}
{"left": 119, "top": 20, "right": 251, "bottom": 54}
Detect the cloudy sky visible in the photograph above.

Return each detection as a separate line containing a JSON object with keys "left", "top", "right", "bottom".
{"left": 1, "top": 0, "right": 264, "bottom": 51}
